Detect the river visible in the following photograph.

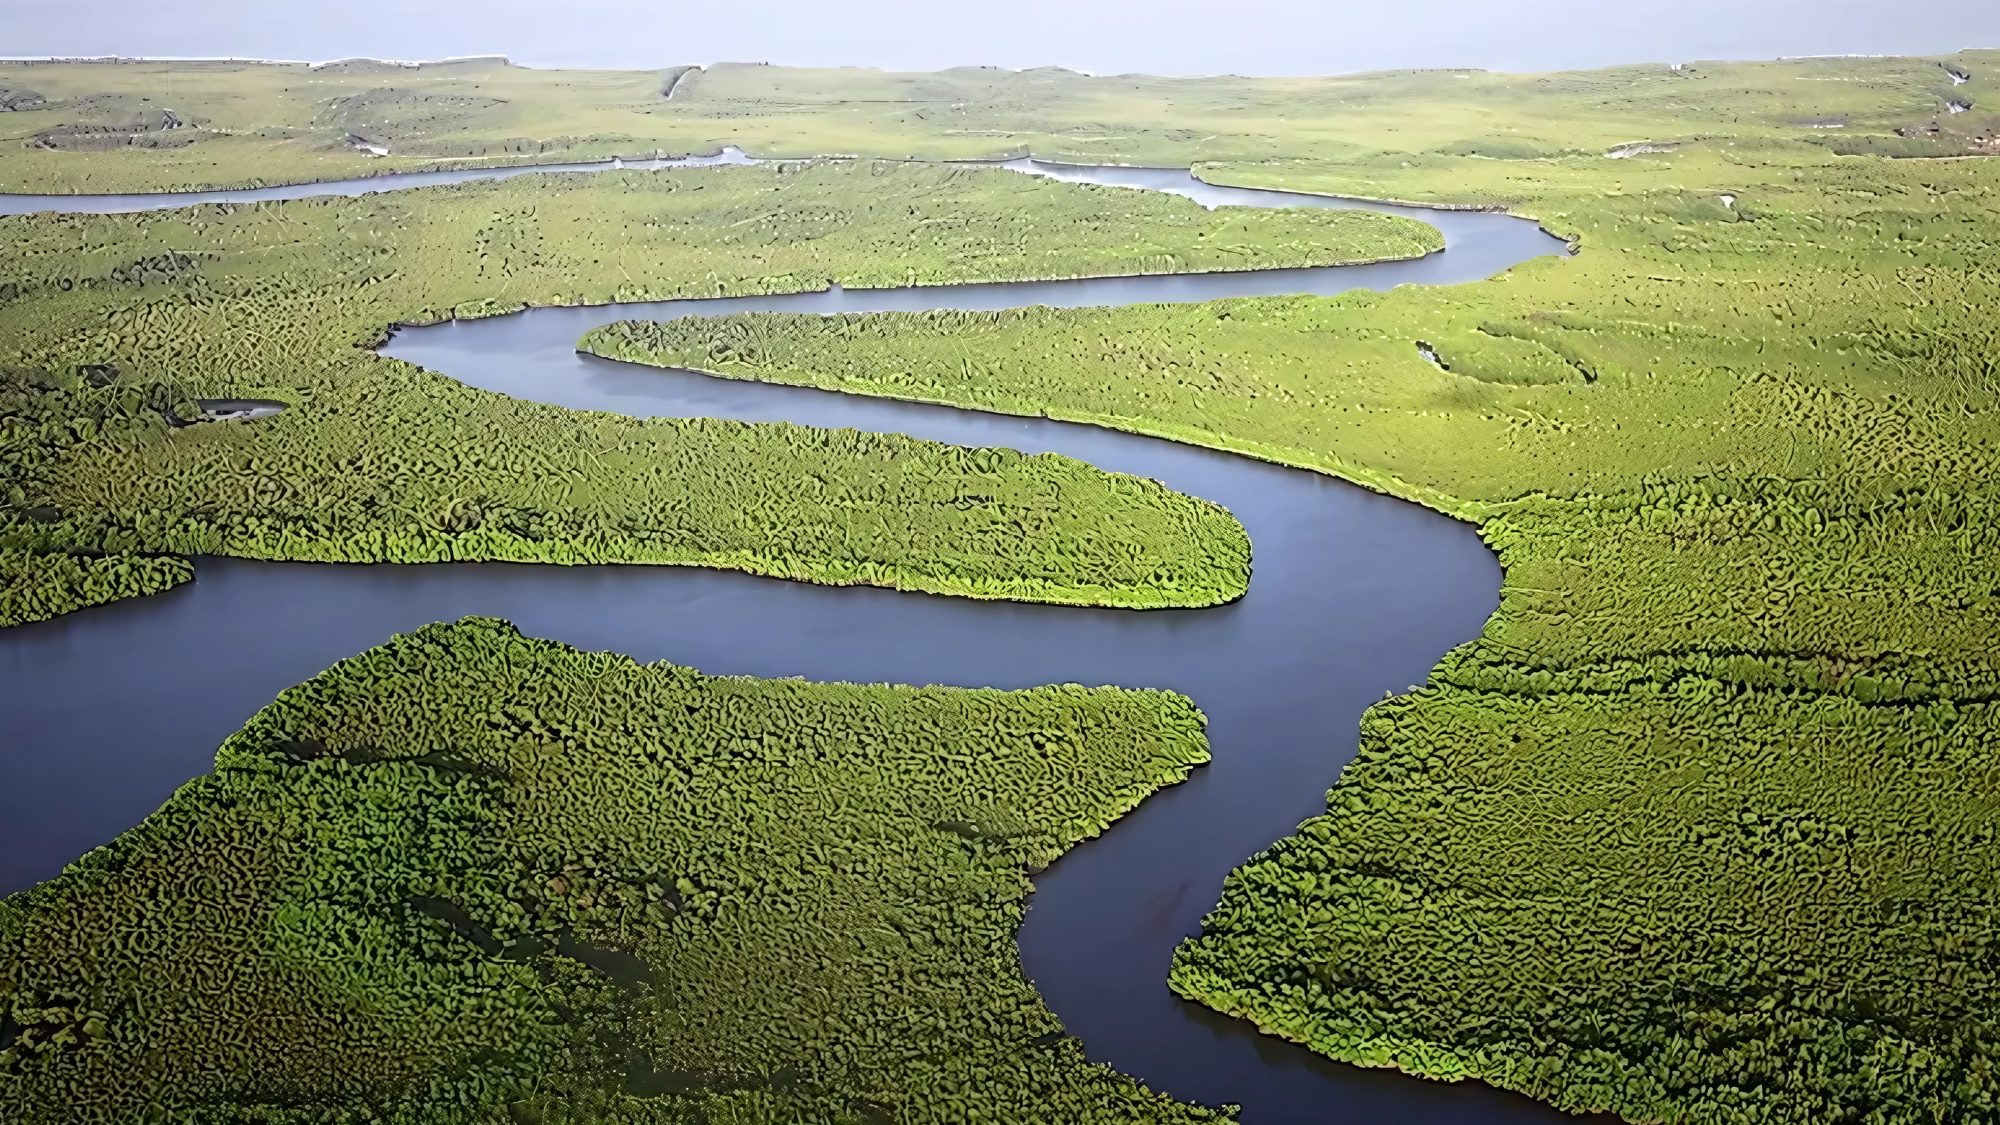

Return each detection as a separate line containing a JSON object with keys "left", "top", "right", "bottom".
{"left": 0, "top": 152, "right": 1599, "bottom": 1123}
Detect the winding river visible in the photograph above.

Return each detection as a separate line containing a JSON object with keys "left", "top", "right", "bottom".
{"left": 0, "top": 152, "right": 1601, "bottom": 1123}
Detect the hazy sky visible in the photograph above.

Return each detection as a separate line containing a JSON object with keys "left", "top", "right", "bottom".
{"left": 3, "top": 0, "right": 1994, "bottom": 75}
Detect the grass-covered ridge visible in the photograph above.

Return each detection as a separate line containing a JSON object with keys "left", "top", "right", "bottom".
{"left": 567, "top": 73, "right": 2000, "bottom": 1122}
{"left": 0, "top": 617, "right": 1229, "bottom": 1123}
{"left": 0, "top": 159, "right": 1445, "bottom": 622}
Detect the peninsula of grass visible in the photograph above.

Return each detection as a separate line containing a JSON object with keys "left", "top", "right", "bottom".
{"left": 0, "top": 159, "right": 1446, "bottom": 624}
{"left": 0, "top": 617, "right": 1231, "bottom": 1124}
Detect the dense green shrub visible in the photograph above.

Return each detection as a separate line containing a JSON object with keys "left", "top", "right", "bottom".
{"left": 0, "top": 160, "right": 1438, "bottom": 620}
{"left": 1171, "top": 646, "right": 2000, "bottom": 1122}
{"left": 0, "top": 618, "right": 1227, "bottom": 1124}
{"left": 0, "top": 548, "right": 191, "bottom": 626}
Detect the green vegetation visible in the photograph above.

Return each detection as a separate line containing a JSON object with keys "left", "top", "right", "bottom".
{"left": 563, "top": 61, "right": 2000, "bottom": 1122}
{"left": 7, "top": 358, "right": 1250, "bottom": 611}
{"left": 0, "top": 158, "right": 1444, "bottom": 622}
{"left": 0, "top": 53, "right": 1994, "bottom": 193}
{"left": 0, "top": 548, "right": 190, "bottom": 626}
{"left": 0, "top": 617, "right": 1229, "bottom": 1123}
{"left": 1172, "top": 644, "right": 2000, "bottom": 1122}
{"left": 10, "top": 48, "right": 2000, "bottom": 1121}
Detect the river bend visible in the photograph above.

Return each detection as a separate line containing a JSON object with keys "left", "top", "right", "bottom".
{"left": 0, "top": 152, "right": 1592, "bottom": 1123}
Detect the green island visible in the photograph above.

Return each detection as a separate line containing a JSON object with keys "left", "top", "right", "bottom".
{"left": 0, "top": 616, "right": 1226, "bottom": 1124}
{"left": 0, "top": 160, "right": 1453, "bottom": 624}
{"left": 3, "top": 46, "right": 1999, "bottom": 1125}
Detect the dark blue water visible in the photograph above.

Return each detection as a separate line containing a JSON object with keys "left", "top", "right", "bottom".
{"left": 0, "top": 156, "right": 1598, "bottom": 1123}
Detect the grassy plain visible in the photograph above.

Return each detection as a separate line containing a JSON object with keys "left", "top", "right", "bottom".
{"left": 566, "top": 56, "right": 2000, "bottom": 1123}
{"left": 0, "top": 617, "right": 1228, "bottom": 1124}
{"left": 0, "top": 161, "right": 1445, "bottom": 622}
{"left": 0, "top": 52, "right": 1994, "bottom": 192}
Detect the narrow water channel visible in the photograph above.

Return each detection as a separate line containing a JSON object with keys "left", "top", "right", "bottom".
{"left": 0, "top": 153, "right": 1596, "bottom": 1123}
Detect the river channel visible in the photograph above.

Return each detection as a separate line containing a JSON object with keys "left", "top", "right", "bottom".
{"left": 0, "top": 151, "right": 1596, "bottom": 1123}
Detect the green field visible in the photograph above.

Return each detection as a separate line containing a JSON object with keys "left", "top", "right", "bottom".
{"left": 0, "top": 160, "right": 1445, "bottom": 623}
{"left": 0, "top": 617, "right": 1227, "bottom": 1124}
{"left": 5, "top": 47, "right": 2000, "bottom": 1124}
